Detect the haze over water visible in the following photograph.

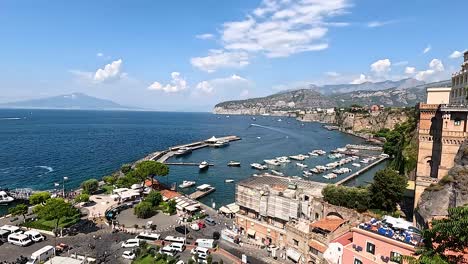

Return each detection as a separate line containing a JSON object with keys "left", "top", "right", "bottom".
{"left": 0, "top": 109, "right": 381, "bottom": 210}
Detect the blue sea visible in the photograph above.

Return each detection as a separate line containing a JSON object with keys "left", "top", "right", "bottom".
{"left": 0, "top": 109, "right": 385, "bottom": 214}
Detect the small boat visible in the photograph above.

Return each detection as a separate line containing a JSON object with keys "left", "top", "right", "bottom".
{"left": 225, "top": 179, "right": 235, "bottom": 183}
{"left": 352, "top": 163, "right": 361, "bottom": 168}
{"left": 303, "top": 171, "right": 313, "bottom": 177}
{"left": 264, "top": 159, "right": 280, "bottom": 166}
{"left": 310, "top": 168, "right": 321, "bottom": 174}
{"left": 174, "top": 147, "right": 192, "bottom": 156}
{"left": 323, "top": 173, "right": 337, "bottom": 179}
{"left": 296, "top": 163, "right": 308, "bottom": 169}
{"left": 271, "top": 170, "right": 284, "bottom": 176}
{"left": 276, "top": 156, "right": 290, "bottom": 163}
{"left": 213, "top": 140, "right": 229, "bottom": 148}
{"left": 289, "top": 155, "right": 306, "bottom": 161}
{"left": 199, "top": 161, "right": 209, "bottom": 170}
{"left": 277, "top": 119, "right": 282, "bottom": 122}
{"left": 251, "top": 163, "right": 267, "bottom": 170}
{"left": 179, "top": 181, "right": 196, "bottom": 188}
{"left": 227, "top": 161, "right": 241, "bottom": 167}
{"left": 0, "top": 191, "right": 14, "bottom": 204}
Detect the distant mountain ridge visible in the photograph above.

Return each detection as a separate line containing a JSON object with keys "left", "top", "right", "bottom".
{"left": 0, "top": 93, "right": 137, "bottom": 110}
{"left": 214, "top": 79, "right": 451, "bottom": 115}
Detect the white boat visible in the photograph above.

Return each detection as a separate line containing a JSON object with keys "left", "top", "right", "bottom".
{"left": 271, "top": 170, "right": 284, "bottom": 176}
{"left": 225, "top": 179, "right": 235, "bottom": 183}
{"left": 0, "top": 191, "right": 14, "bottom": 204}
{"left": 352, "top": 163, "right": 361, "bottom": 168}
{"left": 308, "top": 152, "right": 319, "bottom": 156}
{"left": 303, "top": 171, "right": 313, "bottom": 177}
{"left": 277, "top": 119, "right": 282, "bottom": 122}
{"left": 310, "top": 168, "right": 321, "bottom": 174}
{"left": 227, "top": 161, "right": 241, "bottom": 167}
{"left": 311, "top": 149, "right": 326, "bottom": 155}
{"left": 174, "top": 147, "right": 192, "bottom": 156}
{"left": 323, "top": 173, "right": 337, "bottom": 179}
{"left": 296, "top": 163, "right": 308, "bottom": 169}
{"left": 276, "top": 156, "right": 290, "bottom": 163}
{"left": 179, "top": 181, "right": 196, "bottom": 188}
{"left": 199, "top": 161, "right": 209, "bottom": 170}
{"left": 213, "top": 140, "right": 229, "bottom": 148}
{"left": 251, "top": 163, "right": 267, "bottom": 170}
{"left": 264, "top": 159, "right": 280, "bottom": 166}
{"left": 289, "top": 155, "right": 306, "bottom": 161}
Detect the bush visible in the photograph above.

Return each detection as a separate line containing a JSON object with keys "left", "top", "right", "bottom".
{"left": 74, "top": 193, "right": 90, "bottom": 203}
{"left": 369, "top": 168, "right": 408, "bottom": 212}
{"left": 81, "top": 179, "right": 99, "bottom": 194}
{"left": 134, "top": 202, "right": 156, "bottom": 219}
{"left": 322, "top": 185, "right": 370, "bottom": 212}
{"left": 102, "top": 175, "right": 117, "bottom": 185}
{"left": 145, "top": 191, "right": 162, "bottom": 207}
{"left": 29, "top": 192, "right": 51, "bottom": 205}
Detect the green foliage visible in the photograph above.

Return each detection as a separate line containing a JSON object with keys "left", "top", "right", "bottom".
{"left": 161, "top": 199, "right": 177, "bottom": 215}
{"left": 102, "top": 175, "right": 117, "bottom": 185}
{"left": 134, "top": 201, "right": 156, "bottom": 219}
{"left": 34, "top": 198, "right": 78, "bottom": 233}
{"left": 120, "top": 164, "right": 132, "bottom": 174}
{"left": 322, "top": 185, "right": 370, "bottom": 212}
{"left": 369, "top": 168, "right": 407, "bottom": 212}
{"left": 80, "top": 178, "right": 99, "bottom": 194}
{"left": 404, "top": 206, "right": 468, "bottom": 264}
{"left": 29, "top": 191, "right": 51, "bottom": 205}
{"left": 101, "top": 184, "right": 114, "bottom": 194}
{"left": 115, "top": 174, "right": 140, "bottom": 188}
{"left": 135, "top": 161, "right": 169, "bottom": 182}
{"left": 188, "top": 259, "right": 195, "bottom": 264}
{"left": 207, "top": 254, "right": 213, "bottom": 264}
{"left": 74, "top": 193, "right": 90, "bottom": 203}
{"left": 145, "top": 191, "right": 162, "bottom": 207}
{"left": 9, "top": 204, "right": 28, "bottom": 222}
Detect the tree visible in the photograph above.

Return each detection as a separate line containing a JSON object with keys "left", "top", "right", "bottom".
{"left": 35, "top": 198, "right": 77, "bottom": 235}
{"left": 102, "top": 175, "right": 117, "bottom": 185}
{"left": 145, "top": 191, "right": 162, "bottom": 207}
{"left": 322, "top": 185, "right": 370, "bottom": 212}
{"left": 9, "top": 204, "right": 28, "bottom": 223}
{"left": 74, "top": 193, "right": 90, "bottom": 203}
{"left": 120, "top": 164, "right": 132, "bottom": 174}
{"left": 369, "top": 168, "right": 408, "bottom": 212}
{"left": 80, "top": 178, "right": 99, "bottom": 194}
{"left": 404, "top": 206, "right": 468, "bottom": 264}
{"left": 135, "top": 160, "right": 169, "bottom": 185}
{"left": 162, "top": 199, "right": 177, "bottom": 215}
{"left": 29, "top": 191, "right": 51, "bottom": 205}
{"left": 207, "top": 254, "right": 213, "bottom": 264}
{"left": 134, "top": 201, "right": 156, "bottom": 219}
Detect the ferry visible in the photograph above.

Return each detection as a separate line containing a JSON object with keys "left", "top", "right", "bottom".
{"left": 199, "top": 161, "right": 209, "bottom": 170}
{"left": 251, "top": 163, "right": 267, "bottom": 170}
{"left": 0, "top": 191, "right": 14, "bottom": 204}
{"left": 264, "top": 159, "right": 281, "bottom": 166}
{"left": 296, "top": 163, "right": 308, "bottom": 169}
{"left": 179, "top": 181, "right": 196, "bottom": 188}
{"left": 213, "top": 140, "right": 229, "bottom": 148}
{"left": 174, "top": 147, "right": 192, "bottom": 156}
{"left": 227, "top": 161, "right": 241, "bottom": 167}
{"left": 271, "top": 170, "right": 284, "bottom": 176}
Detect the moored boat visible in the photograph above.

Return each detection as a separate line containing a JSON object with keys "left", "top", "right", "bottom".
{"left": 225, "top": 179, "right": 235, "bottom": 183}
{"left": 199, "top": 161, "right": 209, "bottom": 170}
{"left": 251, "top": 163, "right": 267, "bottom": 170}
{"left": 264, "top": 159, "right": 280, "bottom": 166}
{"left": 271, "top": 170, "right": 284, "bottom": 176}
{"left": 179, "top": 180, "right": 196, "bottom": 188}
{"left": 227, "top": 161, "right": 241, "bottom": 167}
{"left": 213, "top": 140, "right": 229, "bottom": 148}
{"left": 0, "top": 191, "right": 14, "bottom": 204}
{"left": 296, "top": 163, "right": 308, "bottom": 169}
{"left": 174, "top": 147, "right": 192, "bottom": 156}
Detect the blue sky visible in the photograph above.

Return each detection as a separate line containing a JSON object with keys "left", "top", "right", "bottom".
{"left": 0, "top": 0, "right": 466, "bottom": 111}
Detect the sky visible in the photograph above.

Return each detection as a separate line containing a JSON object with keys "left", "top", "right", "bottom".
{"left": 0, "top": 0, "right": 467, "bottom": 111}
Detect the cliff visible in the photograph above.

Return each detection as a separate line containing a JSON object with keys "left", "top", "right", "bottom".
{"left": 417, "top": 142, "right": 468, "bottom": 224}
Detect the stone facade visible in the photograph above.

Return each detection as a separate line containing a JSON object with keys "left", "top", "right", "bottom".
{"left": 450, "top": 51, "right": 468, "bottom": 104}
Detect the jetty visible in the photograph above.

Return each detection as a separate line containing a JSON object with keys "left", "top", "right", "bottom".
{"left": 165, "top": 162, "right": 214, "bottom": 166}
{"left": 189, "top": 184, "right": 216, "bottom": 200}
{"left": 335, "top": 156, "right": 388, "bottom": 185}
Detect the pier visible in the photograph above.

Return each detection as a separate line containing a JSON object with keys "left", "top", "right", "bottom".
{"left": 189, "top": 184, "right": 216, "bottom": 200}
{"left": 335, "top": 156, "right": 388, "bottom": 185}
{"left": 164, "top": 162, "right": 214, "bottom": 166}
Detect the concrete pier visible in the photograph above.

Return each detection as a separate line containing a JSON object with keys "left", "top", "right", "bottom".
{"left": 335, "top": 156, "right": 388, "bottom": 185}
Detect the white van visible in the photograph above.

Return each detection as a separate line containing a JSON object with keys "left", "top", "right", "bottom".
{"left": 26, "top": 245, "right": 55, "bottom": 264}
{"left": 1, "top": 225, "right": 22, "bottom": 234}
{"left": 121, "top": 238, "right": 140, "bottom": 248}
{"left": 135, "top": 232, "right": 160, "bottom": 242}
{"left": 8, "top": 233, "right": 33, "bottom": 246}
{"left": 164, "top": 236, "right": 186, "bottom": 244}
{"left": 169, "top": 242, "right": 185, "bottom": 252}
{"left": 195, "top": 238, "right": 216, "bottom": 249}
{"left": 160, "top": 245, "right": 176, "bottom": 256}
{"left": 190, "top": 246, "right": 210, "bottom": 255}
{"left": 24, "top": 231, "right": 45, "bottom": 242}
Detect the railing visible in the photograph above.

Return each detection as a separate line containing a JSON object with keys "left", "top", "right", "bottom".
{"left": 419, "top": 103, "right": 440, "bottom": 110}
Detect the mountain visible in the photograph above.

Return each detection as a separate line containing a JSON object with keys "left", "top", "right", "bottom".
{"left": 214, "top": 79, "right": 451, "bottom": 115}
{"left": 0, "top": 93, "right": 137, "bottom": 110}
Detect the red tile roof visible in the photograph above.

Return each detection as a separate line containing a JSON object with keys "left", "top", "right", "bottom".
{"left": 308, "top": 240, "right": 327, "bottom": 253}
{"left": 310, "top": 218, "right": 346, "bottom": 232}
{"left": 160, "top": 189, "right": 181, "bottom": 200}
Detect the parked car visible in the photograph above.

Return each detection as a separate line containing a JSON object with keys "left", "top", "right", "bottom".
{"left": 24, "top": 231, "right": 45, "bottom": 242}
{"left": 197, "top": 221, "right": 206, "bottom": 229}
{"left": 169, "top": 242, "right": 185, "bottom": 252}
{"left": 55, "top": 243, "right": 70, "bottom": 253}
{"left": 190, "top": 223, "right": 200, "bottom": 231}
{"left": 121, "top": 238, "right": 140, "bottom": 248}
{"left": 122, "top": 251, "right": 136, "bottom": 260}
{"left": 160, "top": 245, "right": 177, "bottom": 257}
{"left": 204, "top": 217, "right": 216, "bottom": 226}
{"left": 175, "top": 225, "right": 190, "bottom": 234}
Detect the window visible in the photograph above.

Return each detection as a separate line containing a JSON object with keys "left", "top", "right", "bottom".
{"left": 455, "top": 119, "right": 461, "bottom": 126}
{"left": 354, "top": 258, "right": 363, "bottom": 264}
{"left": 309, "top": 246, "right": 319, "bottom": 255}
{"left": 390, "top": 251, "right": 402, "bottom": 264}
{"left": 293, "top": 239, "right": 299, "bottom": 246}
{"left": 366, "top": 242, "right": 375, "bottom": 255}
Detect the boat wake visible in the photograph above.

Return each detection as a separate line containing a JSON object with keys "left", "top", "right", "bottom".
{"left": 0, "top": 165, "right": 54, "bottom": 177}
{"left": 0, "top": 117, "right": 23, "bottom": 120}
{"left": 249, "top": 123, "right": 298, "bottom": 137}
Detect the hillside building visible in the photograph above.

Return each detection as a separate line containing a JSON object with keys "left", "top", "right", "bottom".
{"left": 450, "top": 51, "right": 468, "bottom": 104}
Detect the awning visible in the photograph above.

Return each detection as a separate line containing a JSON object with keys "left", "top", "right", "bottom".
{"left": 219, "top": 206, "right": 232, "bottom": 214}
{"left": 185, "top": 205, "right": 200, "bottom": 212}
{"left": 286, "top": 248, "right": 302, "bottom": 263}
{"left": 226, "top": 203, "right": 240, "bottom": 213}
{"left": 247, "top": 229, "right": 256, "bottom": 237}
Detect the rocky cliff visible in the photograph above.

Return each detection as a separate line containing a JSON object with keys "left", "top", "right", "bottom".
{"left": 417, "top": 142, "right": 468, "bottom": 224}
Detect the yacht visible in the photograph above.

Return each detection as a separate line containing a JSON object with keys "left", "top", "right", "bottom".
{"left": 213, "top": 140, "right": 229, "bottom": 148}
{"left": 303, "top": 171, "right": 313, "bottom": 177}
{"left": 174, "top": 147, "right": 192, "bottom": 156}
{"left": 289, "top": 155, "right": 306, "bottom": 161}
{"left": 296, "top": 163, "right": 308, "bottom": 169}
{"left": 271, "top": 170, "right": 284, "bottom": 176}
{"left": 352, "top": 163, "right": 361, "bottom": 168}
{"left": 0, "top": 191, "right": 14, "bottom": 204}
{"left": 179, "top": 181, "right": 196, "bottom": 188}
{"left": 264, "top": 159, "right": 280, "bottom": 166}
{"left": 323, "top": 173, "right": 337, "bottom": 179}
{"left": 225, "top": 179, "right": 235, "bottom": 183}
{"left": 276, "top": 156, "right": 290, "bottom": 163}
{"left": 227, "top": 161, "right": 241, "bottom": 167}
{"left": 251, "top": 163, "right": 267, "bottom": 170}
{"left": 199, "top": 161, "right": 209, "bottom": 170}
{"left": 310, "top": 168, "right": 321, "bottom": 174}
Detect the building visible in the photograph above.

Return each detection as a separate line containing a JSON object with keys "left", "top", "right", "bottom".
{"left": 332, "top": 217, "right": 421, "bottom": 264}
{"left": 450, "top": 51, "right": 468, "bottom": 104}
{"left": 414, "top": 53, "right": 468, "bottom": 212}
{"left": 234, "top": 174, "right": 364, "bottom": 263}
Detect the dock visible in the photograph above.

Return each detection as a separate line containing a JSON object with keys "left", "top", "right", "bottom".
{"left": 189, "top": 184, "right": 216, "bottom": 200}
{"left": 164, "top": 162, "right": 214, "bottom": 166}
{"left": 335, "top": 156, "right": 388, "bottom": 185}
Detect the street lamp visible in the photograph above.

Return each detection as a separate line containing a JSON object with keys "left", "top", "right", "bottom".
{"left": 62, "top": 176, "right": 69, "bottom": 197}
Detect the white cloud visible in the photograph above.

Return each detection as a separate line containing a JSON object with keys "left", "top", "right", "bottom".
{"left": 325, "top": 71, "right": 340, "bottom": 77}
{"left": 423, "top": 45, "right": 431, "bottom": 54}
{"left": 196, "top": 81, "right": 214, "bottom": 94}
{"left": 148, "top": 72, "right": 187, "bottom": 93}
{"left": 190, "top": 50, "right": 249, "bottom": 73}
{"left": 191, "top": 0, "right": 350, "bottom": 72}
{"left": 405, "top": 67, "right": 416, "bottom": 74}
{"left": 449, "top": 50, "right": 466, "bottom": 59}
{"left": 370, "top": 59, "right": 391, "bottom": 75}
{"left": 350, "top": 74, "right": 370, "bottom": 84}
{"left": 367, "top": 20, "right": 397, "bottom": 28}
{"left": 94, "top": 59, "right": 124, "bottom": 83}
{"left": 414, "top": 59, "right": 445, "bottom": 81}
{"left": 394, "top": 61, "right": 408, "bottom": 66}
{"left": 196, "top": 33, "right": 214, "bottom": 40}
{"left": 96, "top": 52, "right": 104, "bottom": 57}
{"left": 195, "top": 74, "right": 250, "bottom": 95}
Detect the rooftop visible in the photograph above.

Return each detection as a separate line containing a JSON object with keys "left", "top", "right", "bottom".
{"left": 160, "top": 189, "right": 182, "bottom": 200}
{"left": 310, "top": 218, "right": 347, "bottom": 233}
{"left": 308, "top": 240, "right": 327, "bottom": 253}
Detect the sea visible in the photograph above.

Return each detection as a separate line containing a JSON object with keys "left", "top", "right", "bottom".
{"left": 0, "top": 109, "right": 386, "bottom": 215}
